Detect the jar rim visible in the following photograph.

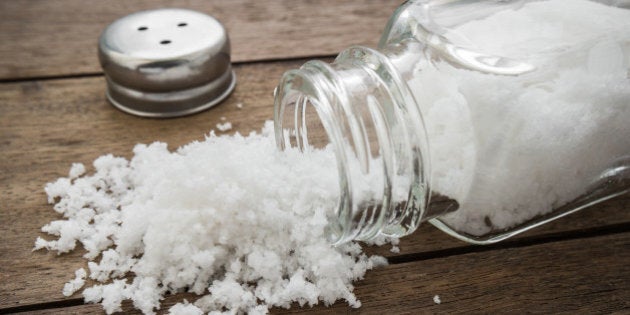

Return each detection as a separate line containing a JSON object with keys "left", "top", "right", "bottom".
{"left": 274, "top": 47, "right": 433, "bottom": 244}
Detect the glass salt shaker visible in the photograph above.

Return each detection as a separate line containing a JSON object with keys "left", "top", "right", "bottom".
{"left": 274, "top": 0, "right": 630, "bottom": 245}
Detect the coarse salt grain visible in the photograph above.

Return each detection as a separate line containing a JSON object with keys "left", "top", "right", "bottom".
{"left": 169, "top": 301, "right": 204, "bottom": 315}
{"left": 36, "top": 122, "right": 389, "bottom": 314}
{"left": 433, "top": 294, "right": 441, "bottom": 304}
{"left": 216, "top": 122, "right": 233, "bottom": 132}
{"left": 68, "top": 163, "right": 86, "bottom": 179}
{"left": 62, "top": 268, "right": 87, "bottom": 297}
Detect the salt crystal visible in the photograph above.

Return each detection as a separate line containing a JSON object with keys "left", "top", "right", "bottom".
{"left": 433, "top": 294, "right": 441, "bottom": 304}
{"left": 62, "top": 268, "right": 87, "bottom": 297}
{"left": 36, "top": 122, "right": 388, "bottom": 314}
{"left": 68, "top": 163, "right": 86, "bottom": 179}
{"left": 236, "top": 102, "right": 244, "bottom": 109}
{"left": 216, "top": 122, "right": 232, "bottom": 132}
{"left": 169, "top": 301, "right": 203, "bottom": 315}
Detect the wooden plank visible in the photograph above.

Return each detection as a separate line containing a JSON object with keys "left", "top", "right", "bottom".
{"left": 0, "top": 0, "right": 398, "bottom": 80}
{"left": 1, "top": 59, "right": 629, "bottom": 310}
{"left": 2, "top": 201, "right": 628, "bottom": 310}
{"left": 15, "top": 232, "right": 630, "bottom": 314}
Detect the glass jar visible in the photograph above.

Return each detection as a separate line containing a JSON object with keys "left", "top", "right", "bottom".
{"left": 274, "top": 0, "right": 630, "bottom": 245}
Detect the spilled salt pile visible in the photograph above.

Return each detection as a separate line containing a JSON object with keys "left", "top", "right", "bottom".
{"left": 35, "top": 122, "right": 387, "bottom": 314}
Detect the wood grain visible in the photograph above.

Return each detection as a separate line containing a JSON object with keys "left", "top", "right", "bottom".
{"left": 0, "top": 0, "right": 398, "bottom": 80}
{"left": 2, "top": 0, "right": 629, "bottom": 313}
{"left": 1, "top": 59, "right": 629, "bottom": 311}
{"left": 15, "top": 232, "right": 630, "bottom": 314}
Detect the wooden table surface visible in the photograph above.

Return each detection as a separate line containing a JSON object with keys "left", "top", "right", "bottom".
{"left": 1, "top": 1, "right": 629, "bottom": 314}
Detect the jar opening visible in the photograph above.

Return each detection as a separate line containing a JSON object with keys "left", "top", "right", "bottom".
{"left": 274, "top": 51, "right": 433, "bottom": 245}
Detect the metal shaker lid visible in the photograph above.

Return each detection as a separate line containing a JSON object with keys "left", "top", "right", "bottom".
{"left": 98, "top": 8, "right": 236, "bottom": 118}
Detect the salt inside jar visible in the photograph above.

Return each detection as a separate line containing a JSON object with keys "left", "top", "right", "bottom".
{"left": 274, "top": 0, "right": 630, "bottom": 244}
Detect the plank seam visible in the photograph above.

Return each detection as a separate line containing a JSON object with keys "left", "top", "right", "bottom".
{"left": 0, "top": 298, "right": 84, "bottom": 314}
{"left": 386, "top": 221, "right": 630, "bottom": 264}
{"left": 2, "top": 222, "right": 628, "bottom": 313}
{"left": 0, "top": 54, "right": 337, "bottom": 84}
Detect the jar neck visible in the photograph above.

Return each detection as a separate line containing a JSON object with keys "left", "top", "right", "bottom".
{"left": 274, "top": 46, "right": 457, "bottom": 244}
